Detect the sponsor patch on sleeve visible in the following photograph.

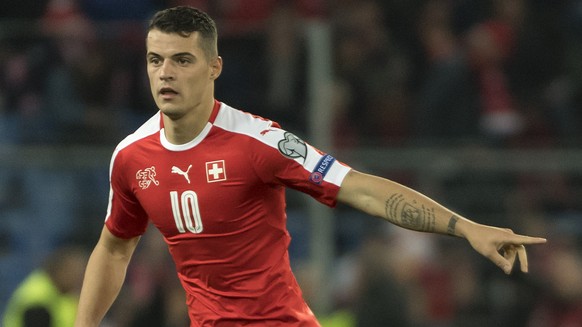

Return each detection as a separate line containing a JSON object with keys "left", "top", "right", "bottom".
{"left": 309, "top": 154, "right": 336, "bottom": 185}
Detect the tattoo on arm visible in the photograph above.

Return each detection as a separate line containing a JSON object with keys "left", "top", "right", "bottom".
{"left": 447, "top": 215, "right": 459, "bottom": 236}
{"left": 384, "top": 193, "right": 436, "bottom": 232}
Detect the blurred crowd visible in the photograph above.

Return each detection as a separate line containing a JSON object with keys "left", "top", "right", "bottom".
{"left": 0, "top": 0, "right": 581, "bottom": 147}
{"left": 1, "top": 0, "right": 582, "bottom": 326}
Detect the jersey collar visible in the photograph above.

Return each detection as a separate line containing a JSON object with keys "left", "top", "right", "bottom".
{"left": 158, "top": 100, "right": 222, "bottom": 152}
{"left": 208, "top": 99, "right": 221, "bottom": 124}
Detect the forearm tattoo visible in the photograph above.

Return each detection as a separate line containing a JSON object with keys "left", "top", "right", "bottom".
{"left": 447, "top": 215, "right": 459, "bottom": 236}
{"left": 384, "top": 193, "right": 436, "bottom": 232}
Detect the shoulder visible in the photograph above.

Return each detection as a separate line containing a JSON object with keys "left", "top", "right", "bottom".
{"left": 115, "top": 113, "right": 162, "bottom": 154}
{"left": 214, "top": 103, "right": 309, "bottom": 153}
{"left": 109, "top": 112, "right": 161, "bottom": 173}
{"left": 213, "top": 103, "right": 281, "bottom": 140}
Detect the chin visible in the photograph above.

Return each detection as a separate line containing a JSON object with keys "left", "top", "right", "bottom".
{"left": 159, "top": 106, "right": 185, "bottom": 120}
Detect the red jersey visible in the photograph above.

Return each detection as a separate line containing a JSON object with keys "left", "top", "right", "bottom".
{"left": 105, "top": 100, "right": 351, "bottom": 326}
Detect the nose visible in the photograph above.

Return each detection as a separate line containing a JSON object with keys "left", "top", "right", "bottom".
{"left": 159, "top": 60, "right": 175, "bottom": 81}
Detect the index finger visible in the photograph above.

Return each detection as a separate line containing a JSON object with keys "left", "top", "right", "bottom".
{"left": 506, "top": 234, "right": 547, "bottom": 245}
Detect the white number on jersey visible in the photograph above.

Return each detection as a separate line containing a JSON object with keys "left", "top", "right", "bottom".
{"left": 170, "top": 190, "right": 203, "bottom": 233}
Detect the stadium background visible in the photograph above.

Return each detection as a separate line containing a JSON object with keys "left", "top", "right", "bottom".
{"left": 1, "top": 0, "right": 581, "bottom": 326}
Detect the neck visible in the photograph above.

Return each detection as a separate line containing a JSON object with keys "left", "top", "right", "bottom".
{"left": 162, "top": 97, "right": 215, "bottom": 145}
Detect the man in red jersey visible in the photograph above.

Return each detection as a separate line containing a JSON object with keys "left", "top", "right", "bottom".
{"left": 74, "top": 6, "right": 546, "bottom": 327}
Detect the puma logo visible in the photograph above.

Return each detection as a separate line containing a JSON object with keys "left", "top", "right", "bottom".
{"left": 171, "top": 165, "right": 192, "bottom": 184}
{"left": 260, "top": 128, "right": 277, "bottom": 135}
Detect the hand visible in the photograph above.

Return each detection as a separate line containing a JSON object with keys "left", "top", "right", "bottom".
{"left": 464, "top": 223, "right": 547, "bottom": 274}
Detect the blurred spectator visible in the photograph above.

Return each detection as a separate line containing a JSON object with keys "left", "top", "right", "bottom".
{"left": 331, "top": 0, "right": 411, "bottom": 147}
{"left": 40, "top": 0, "right": 136, "bottom": 144}
{"left": 0, "top": 41, "right": 49, "bottom": 144}
{"left": 264, "top": 2, "right": 304, "bottom": 132}
{"left": 2, "top": 245, "right": 88, "bottom": 327}
{"left": 503, "top": 1, "right": 578, "bottom": 143}
{"left": 465, "top": 0, "right": 524, "bottom": 143}
{"left": 413, "top": 0, "right": 480, "bottom": 143}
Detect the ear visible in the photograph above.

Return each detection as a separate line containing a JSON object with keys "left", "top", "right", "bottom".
{"left": 209, "top": 56, "right": 223, "bottom": 80}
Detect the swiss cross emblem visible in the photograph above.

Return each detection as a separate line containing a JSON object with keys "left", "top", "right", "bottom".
{"left": 206, "top": 160, "right": 227, "bottom": 183}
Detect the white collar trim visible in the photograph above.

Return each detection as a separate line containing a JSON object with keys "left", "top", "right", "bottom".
{"left": 159, "top": 123, "right": 212, "bottom": 151}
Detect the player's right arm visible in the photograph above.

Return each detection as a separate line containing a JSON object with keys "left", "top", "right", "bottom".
{"left": 74, "top": 226, "right": 140, "bottom": 327}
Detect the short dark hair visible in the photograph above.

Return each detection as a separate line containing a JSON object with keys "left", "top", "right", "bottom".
{"left": 148, "top": 6, "right": 218, "bottom": 59}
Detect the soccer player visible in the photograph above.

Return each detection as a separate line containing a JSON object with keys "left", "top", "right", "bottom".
{"left": 74, "top": 6, "right": 547, "bottom": 327}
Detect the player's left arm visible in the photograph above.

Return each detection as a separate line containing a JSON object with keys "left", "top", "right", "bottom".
{"left": 336, "top": 169, "right": 547, "bottom": 274}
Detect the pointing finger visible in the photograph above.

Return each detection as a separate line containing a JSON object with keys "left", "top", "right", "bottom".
{"left": 507, "top": 234, "right": 547, "bottom": 245}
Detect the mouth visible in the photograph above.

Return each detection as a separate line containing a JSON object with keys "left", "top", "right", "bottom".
{"left": 159, "top": 87, "right": 179, "bottom": 99}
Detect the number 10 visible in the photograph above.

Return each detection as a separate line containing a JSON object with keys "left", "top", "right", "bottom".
{"left": 170, "top": 190, "right": 203, "bottom": 233}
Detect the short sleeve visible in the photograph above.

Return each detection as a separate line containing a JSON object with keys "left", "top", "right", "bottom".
{"left": 249, "top": 127, "right": 351, "bottom": 207}
{"left": 104, "top": 150, "right": 149, "bottom": 239}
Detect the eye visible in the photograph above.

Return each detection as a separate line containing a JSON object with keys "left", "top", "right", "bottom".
{"left": 177, "top": 57, "right": 191, "bottom": 65}
{"left": 148, "top": 56, "right": 162, "bottom": 66}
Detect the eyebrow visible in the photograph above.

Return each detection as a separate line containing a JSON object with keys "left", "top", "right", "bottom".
{"left": 147, "top": 51, "right": 195, "bottom": 58}
{"left": 171, "top": 52, "right": 195, "bottom": 58}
